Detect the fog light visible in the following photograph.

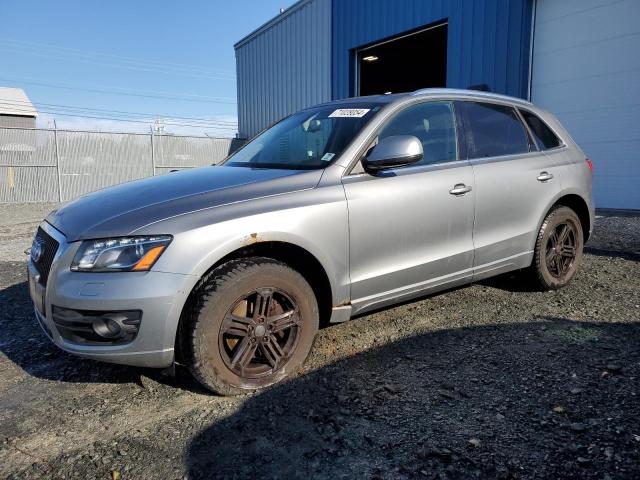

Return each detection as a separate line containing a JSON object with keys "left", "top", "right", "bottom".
{"left": 92, "top": 314, "right": 126, "bottom": 339}
{"left": 52, "top": 306, "right": 141, "bottom": 345}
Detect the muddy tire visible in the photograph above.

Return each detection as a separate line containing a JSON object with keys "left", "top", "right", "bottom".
{"left": 529, "top": 206, "right": 584, "bottom": 290}
{"left": 183, "top": 257, "right": 319, "bottom": 396}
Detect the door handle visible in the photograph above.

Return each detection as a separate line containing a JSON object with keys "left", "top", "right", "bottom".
{"left": 449, "top": 183, "right": 472, "bottom": 196}
{"left": 537, "top": 171, "right": 554, "bottom": 182}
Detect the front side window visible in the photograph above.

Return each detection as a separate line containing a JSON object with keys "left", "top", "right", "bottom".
{"left": 377, "top": 101, "right": 458, "bottom": 166}
{"left": 458, "top": 102, "right": 531, "bottom": 159}
{"left": 519, "top": 109, "right": 562, "bottom": 150}
{"left": 224, "top": 103, "right": 382, "bottom": 170}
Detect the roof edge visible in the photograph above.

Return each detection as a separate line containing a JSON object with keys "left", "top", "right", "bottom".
{"left": 411, "top": 88, "right": 533, "bottom": 106}
{"left": 234, "top": 0, "right": 313, "bottom": 50}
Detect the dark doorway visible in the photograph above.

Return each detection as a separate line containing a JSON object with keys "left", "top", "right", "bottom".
{"left": 357, "top": 22, "right": 448, "bottom": 96}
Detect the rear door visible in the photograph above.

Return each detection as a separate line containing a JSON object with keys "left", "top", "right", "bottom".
{"left": 343, "top": 101, "right": 475, "bottom": 313}
{"left": 456, "top": 101, "right": 564, "bottom": 279}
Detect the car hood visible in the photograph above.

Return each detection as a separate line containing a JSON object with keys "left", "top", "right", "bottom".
{"left": 47, "top": 166, "right": 322, "bottom": 241}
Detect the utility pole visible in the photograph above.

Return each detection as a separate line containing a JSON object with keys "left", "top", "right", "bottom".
{"left": 150, "top": 125, "right": 156, "bottom": 176}
{"left": 53, "top": 119, "right": 62, "bottom": 202}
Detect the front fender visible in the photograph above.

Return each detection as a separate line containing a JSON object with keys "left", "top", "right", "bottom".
{"left": 189, "top": 228, "right": 347, "bottom": 304}
{"left": 148, "top": 184, "right": 351, "bottom": 310}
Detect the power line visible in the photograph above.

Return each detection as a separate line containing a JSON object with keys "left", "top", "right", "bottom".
{"left": 0, "top": 101, "right": 237, "bottom": 126}
{"left": 0, "top": 76, "right": 237, "bottom": 104}
{"left": 0, "top": 103, "right": 238, "bottom": 130}
{"left": 0, "top": 38, "right": 236, "bottom": 80}
{"left": 0, "top": 98, "right": 237, "bottom": 125}
{"left": 0, "top": 47, "right": 235, "bottom": 82}
{"left": 0, "top": 38, "right": 236, "bottom": 75}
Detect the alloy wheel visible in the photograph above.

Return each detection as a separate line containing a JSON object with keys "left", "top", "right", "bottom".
{"left": 545, "top": 221, "right": 577, "bottom": 279}
{"left": 219, "top": 287, "right": 300, "bottom": 379}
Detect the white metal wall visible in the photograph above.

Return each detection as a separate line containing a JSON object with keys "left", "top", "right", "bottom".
{"left": 531, "top": 0, "right": 640, "bottom": 209}
{"left": 235, "top": 0, "right": 332, "bottom": 139}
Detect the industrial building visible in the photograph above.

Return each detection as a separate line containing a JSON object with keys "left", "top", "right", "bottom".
{"left": 0, "top": 87, "right": 37, "bottom": 128}
{"left": 235, "top": 0, "right": 640, "bottom": 209}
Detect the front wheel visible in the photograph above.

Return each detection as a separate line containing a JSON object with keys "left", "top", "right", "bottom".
{"left": 530, "top": 206, "right": 584, "bottom": 290}
{"left": 183, "top": 257, "right": 319, "bottom": 396}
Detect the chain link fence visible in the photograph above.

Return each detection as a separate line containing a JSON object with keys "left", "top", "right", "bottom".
{"left": 0, "top": 127, "right": 242, "bottom": 203}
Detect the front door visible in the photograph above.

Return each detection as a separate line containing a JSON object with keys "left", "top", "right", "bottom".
{"left": 342, "top": 101, "right": 475, "bottom": 314}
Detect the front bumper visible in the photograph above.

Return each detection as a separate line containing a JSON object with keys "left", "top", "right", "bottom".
{"left": 29, "top": 222, "right": 195, "bottom": 368}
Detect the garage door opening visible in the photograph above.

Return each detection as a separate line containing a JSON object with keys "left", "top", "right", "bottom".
{"left": 357, "top": 22, "right": 448, "bottom": 96}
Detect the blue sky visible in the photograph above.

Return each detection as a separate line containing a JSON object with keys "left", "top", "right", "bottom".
{"left": 0, "top": 0, "right": 294, "bottom": 135}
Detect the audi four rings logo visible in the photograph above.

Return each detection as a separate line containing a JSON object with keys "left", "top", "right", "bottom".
{"left": 31, "top": 238, "right": 43, "bottom": 263}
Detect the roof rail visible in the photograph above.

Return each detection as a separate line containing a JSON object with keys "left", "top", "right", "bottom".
{"left": 410, "top": 88, "right": 532, "bottom": 105}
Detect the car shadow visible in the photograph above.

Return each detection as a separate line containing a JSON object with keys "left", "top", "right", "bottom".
{"left": 583, "top": 246, "right": 640, "bottom": 262}
{"left": 477, "top": 270, "right": 538, "bottom": 293}
{"left": 185, "top": 318, "right": 640, "bottom": 479}
{"left": 480, "top": 242, "right": 639, "bottom": 294}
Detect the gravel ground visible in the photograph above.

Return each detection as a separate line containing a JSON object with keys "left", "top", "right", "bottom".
{"left": 0, "top": 204, "right": 639, "bottom": 479}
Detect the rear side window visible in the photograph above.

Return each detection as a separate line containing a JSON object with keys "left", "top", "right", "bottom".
{"left": 519, "top": 109, "right": 562, "bottom": 150}
{"left": 458, "top": 102, "right": 531, "bottom": 159}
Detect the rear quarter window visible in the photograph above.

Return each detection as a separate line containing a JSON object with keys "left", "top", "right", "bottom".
{"left": 519, "top": 109, "right": 562, "bottom": 150}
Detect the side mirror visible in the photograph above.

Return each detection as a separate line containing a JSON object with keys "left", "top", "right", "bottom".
{"left": 363, "top": 135, "right": 423, "bottom": 172}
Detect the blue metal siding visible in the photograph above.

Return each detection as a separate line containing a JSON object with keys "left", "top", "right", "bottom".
{"left": 332, "top": 0, "right": 533, "bottom": 100}
{"left": 235, "top": 0, "right": 332, "bottom": 139}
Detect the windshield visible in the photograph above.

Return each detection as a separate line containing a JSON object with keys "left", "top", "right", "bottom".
{"left": 224, "top": 103, "right": 383, "bottom": 169}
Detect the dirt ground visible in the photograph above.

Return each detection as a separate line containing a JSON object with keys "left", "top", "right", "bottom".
{"left": 0, "top": 203, "right": 639, "bottom": 479}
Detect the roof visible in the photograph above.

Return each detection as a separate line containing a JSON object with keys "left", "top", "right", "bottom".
{"left": 410, "top": 88, "right": 533, "bottom": 106}
{"left": 234, "top": 0, "right": 311, "bottom": 49}
{"left": 307, "top": 88, "right": 533, "bottom": 110}
{"left": 309, "top": 93, "right": 407, "bottom": 110}
{"left": 0, "top": 87, "right": 38, "bottom": 117}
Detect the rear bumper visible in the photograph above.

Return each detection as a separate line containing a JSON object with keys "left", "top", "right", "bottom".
{"left": 30, "top": 222, "right": 196, "bottom": 369}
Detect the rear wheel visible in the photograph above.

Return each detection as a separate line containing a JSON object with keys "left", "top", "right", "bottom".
{"left": 184, "top": 257, "right": 319, "bottom": 396}
{"left": 530, "top": 206, "right": 584, "bottom": 290}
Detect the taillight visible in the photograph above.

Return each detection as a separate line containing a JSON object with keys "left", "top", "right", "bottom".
{"left": 585, "top": 158, "right": 593, "bottom": 172}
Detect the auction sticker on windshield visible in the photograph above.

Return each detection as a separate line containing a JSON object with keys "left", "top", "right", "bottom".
{"left": 329, "top": 108, "right": 370, "bottom": 118}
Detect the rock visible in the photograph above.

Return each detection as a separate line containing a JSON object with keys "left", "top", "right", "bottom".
{"left": 438, "top": 389, "right": 458, "bottom": 400}
{"left": 606, "top": 364, "right": 622, "bottom": 373}
{"left": 468, "top": 438, "right": 481, "bottom": 448}
{"left": 569, "top": 423, "right": 587, "bottom": 433}
{"left": 383, "top": 383, "right": 402, "bottom": 394}
{"left": 416, "top": 446, "right": 452, "bottom": 462}
{"left": 604, "top": 447, "right": 614, "bottom": 460}
{"left": 416, "top": 447, "right": 430, "bottom": 460}
{"left": 553, "top": 405, "right": 565, "bottom": 413}
{"left": 570, "top": 388, "right": 583, "bottom": 395}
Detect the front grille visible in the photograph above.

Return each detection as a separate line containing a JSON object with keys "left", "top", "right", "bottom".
{"left": 32, "top": 227, "right": 59, "bottom": 286}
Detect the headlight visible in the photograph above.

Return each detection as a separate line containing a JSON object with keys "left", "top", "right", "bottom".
{"left": 71, "top": 235, "right": 172, "bottom": 272}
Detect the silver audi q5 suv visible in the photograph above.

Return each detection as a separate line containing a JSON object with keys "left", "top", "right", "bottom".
{"left": 28, "top": 89, "right": 594, "bottom": 395}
